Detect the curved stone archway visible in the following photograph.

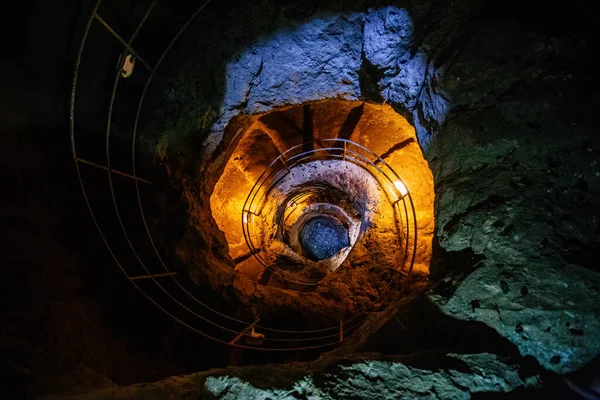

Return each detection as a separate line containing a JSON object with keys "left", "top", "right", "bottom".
{"left": 180, "top": 99, "right": 435, "bottom": 323}
{"left": 210, "top": 100, "right": 434, "bottom": 279}
{"left": 42, "top": 1, "right": 600, "bottom": 397}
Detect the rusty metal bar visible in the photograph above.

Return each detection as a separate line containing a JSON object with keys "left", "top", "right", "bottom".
{"left": 77, "top": 158, "right": 152, "bottom": 184}
{"left": 129, "top": 272, "right": 177, "bottom": 281}
{"left": 93, "top": 13, "right": 166, "bottom": 84}
{"left": 230, "top": 318, "right": 261, "bottom": 345}
{"left": 280, "top": 157, "right": 291, "bottom": 172}
{"left": 233, "top": 249, "right": 261, "bottom": 265}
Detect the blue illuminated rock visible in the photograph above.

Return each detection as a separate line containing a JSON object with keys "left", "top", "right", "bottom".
{"left": 363, "top": 6, "right": 427, "bottom": 109}
{"left": 300, "top": 217, "right": 349, "bottom": 261}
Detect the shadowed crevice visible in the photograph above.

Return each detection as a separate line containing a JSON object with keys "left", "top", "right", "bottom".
{"left": 337, "top": 103, "right": 364, "bottom": 141}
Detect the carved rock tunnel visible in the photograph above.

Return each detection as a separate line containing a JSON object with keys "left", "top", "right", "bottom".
{"left": 146, "top": 101, "right": 435, "bottom": 346}
{"left": 70, "top": 4, "right": 436, "bottom": 354}
{"left": 17, "top": 0, "right": 597, "bottom": 397}
{"left": 207, "top": 100, "right": 434, "bottom": 324}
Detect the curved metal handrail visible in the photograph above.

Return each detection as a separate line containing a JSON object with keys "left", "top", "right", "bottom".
{"left": 242, "top": 138, "right": 418, "bottom": 287}
{"left": 70, "top": 0, "right": 419, "bottom": 351}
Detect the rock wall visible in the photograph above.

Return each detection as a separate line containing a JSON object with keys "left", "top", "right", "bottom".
{"left": 3, "top": 0, "right": 600, "bottom": 398}
{"left": 56, "top": 352, "right": 540, "bottom": 399}
{"left": 153, "top": 0, "right": 600, "bottom": 377}
{"left": 418, "top": 3, "right": 600, "bottom": 374}
{"left": 202, "top": 100, "right": 434, "bottom": 326}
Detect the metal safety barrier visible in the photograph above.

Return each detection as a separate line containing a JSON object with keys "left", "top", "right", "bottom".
{"left": 70, "top": 0, "right": 418, "bottom": 351}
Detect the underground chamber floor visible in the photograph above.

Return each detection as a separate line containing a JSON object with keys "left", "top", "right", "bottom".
{"left": 300, "top": 217, "right": 350, "bottom": 261}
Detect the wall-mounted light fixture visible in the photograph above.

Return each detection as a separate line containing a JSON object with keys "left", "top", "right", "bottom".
{"left": 394, "top": 180, "right": 408, "bottom": 197}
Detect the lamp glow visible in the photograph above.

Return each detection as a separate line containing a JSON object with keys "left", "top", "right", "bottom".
{"left": 394, "top": 180, "right": 408, "bottom": 197}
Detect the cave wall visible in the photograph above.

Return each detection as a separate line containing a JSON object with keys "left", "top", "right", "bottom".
{"left": 152, "top": 0, "right": 600, "bottom": 380}
{"left": 209, "top": 100, "right": 434, "bottom": 273}
{"left": 2, "top": 0, "right": 600, "bottom": 397}
{"left": 0, "top": 1, "right": 234, "bottom": 398}
{"left": 55, "top": 352, "right": 541, "bottom": 399}
{"left": 419, "top": 6, "right": 600, "bottom": 374}
{"left": 0, "top": 125, "right": 218, "bottom": 398}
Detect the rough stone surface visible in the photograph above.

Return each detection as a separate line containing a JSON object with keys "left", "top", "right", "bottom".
{"left": 155, "top": 0, "right": 600, "bottom": 378}
{"left": 4, "top": 0, "right": 600, "bottom": 397}
{"left": 300, "top": 217, "right": 350, "bottom": 261}
{"left": 57, "top": 352, "right": 537, "bottom": 400}
{"left": 205, "top": 12, "right": 364, "bottom": 154}
{"left": 364, "top": 7, "right": 426, "bottom": 109}
{"left": 435, "top": 261, "right": 600, "bottom": 374}
{"left": 418, "top": 5, "right": 600, "bottom": 372}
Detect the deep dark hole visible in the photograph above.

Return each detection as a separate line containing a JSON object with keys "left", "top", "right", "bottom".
{"left": 300, "top": 217, "right": 350, "bottom": 261}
